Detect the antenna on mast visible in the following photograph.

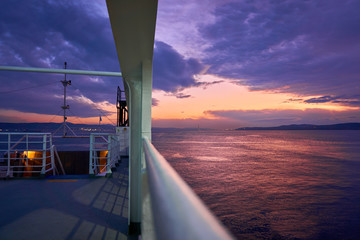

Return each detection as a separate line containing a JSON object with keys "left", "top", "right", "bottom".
{"left": 53, "top": 62, "right": 77, "bottom": 137}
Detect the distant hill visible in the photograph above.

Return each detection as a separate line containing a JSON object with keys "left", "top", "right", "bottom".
{"left": 235, "top": 123, "right": 360, "bottom": 130}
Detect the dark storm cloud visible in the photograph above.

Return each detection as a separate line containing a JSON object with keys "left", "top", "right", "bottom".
{"left": 284, "top": 95, "right": 360, "bottom": 107}
{"left": 153, "top": 41, "right": 204, "bottom": 92}
{"left": 0, "top": 0, "right": 122, "bottom": 118}
{"left": 152, "top": 98, "right": 159, "bottom": 107}
{"left": 284, "top": 98, "right": 303, "bottom": 103}
{"left": 304, "top": 96, "right": 338, "bottom": 104}
{"left": 305, "top": 95, "right": 360, "bottom": 107}
{"left": 332, "top": 99, "right": 360, "bottom": 107}
{"left": 201, "top": 0, "right": 360, "bottom": 99}
{"left": 193, "top": 80, "right": 224, "bottom": 89}
{"left": 0, "top": 1, "right": 118, "bottom": 71}
{"left": 174, "top": 93, "right": 191, "bottom": 99}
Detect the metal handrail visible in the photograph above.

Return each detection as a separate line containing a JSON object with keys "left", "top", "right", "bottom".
{"left": 142, "top": 137, "right": 234, "bottom": 240}
{"left": 0, "top": 66, "right": 122, "bottom": 77}
{"left": 89, "top": 133, "right": 120, "bottom": 175}
{"left": 0, "top": 132, "right": 55, "bottom": 177}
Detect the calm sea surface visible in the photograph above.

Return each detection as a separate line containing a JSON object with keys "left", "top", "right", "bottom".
{"left": 152, "top": 130, "right": 360, "bottom": 240}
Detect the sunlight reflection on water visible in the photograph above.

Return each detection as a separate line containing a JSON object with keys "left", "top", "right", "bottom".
{"left": 153, "top": 130, "right": 360, "bottom": 240}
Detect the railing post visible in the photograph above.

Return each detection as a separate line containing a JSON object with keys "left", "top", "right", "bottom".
{"left": 50, "top": 135, "right": 55, "bottom": 176}
{"left": 89, "top": 134, "right": 94, "bottom": 175}
{"left": 114, "top": 135, "right": 120, "bottom": 163}
{"left": 26, "top": 134, "right": 29, "bottom": 165}
{"left": 110, "top": 136, "right": 116, "bottom": 167}
{"left": 106, "top": 135, "right": 112, "bottom": 176}
{"left": 41, "top": 134, "right": 46, "bottom": 175}
{"left": 7, "top": 134, "right": 11, "bottom": 177}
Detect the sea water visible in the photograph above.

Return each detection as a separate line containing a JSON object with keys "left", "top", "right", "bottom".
{"left": 152, "top": 129, "right": 360, "bottom": 240}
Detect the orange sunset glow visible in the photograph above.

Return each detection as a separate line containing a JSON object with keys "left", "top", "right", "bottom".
{"left": 1, "top": 72, "right": 357, "bottom": 128}
{"left": 152, "top": 74, "right": 357, "bottom": 122}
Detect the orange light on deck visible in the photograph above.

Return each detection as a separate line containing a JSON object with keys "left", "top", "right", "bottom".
{"left": 99, "top": 151, "right": 108, "bottom": 173}
{"left": 23, "top": 151, "right": 36, "bottom": 159}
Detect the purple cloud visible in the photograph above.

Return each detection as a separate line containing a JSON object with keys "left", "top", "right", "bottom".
{"left": 0, "top": 1, "right": 119, "bottom": 71}
{"left": 200, "top": 0, "right": 360, "bottom": 100}
{"left": 304, "top": 96, "right": 338, "bottom": 104}
{"left": 174, "top": 93, "right": 191, "bottom": 99}
{"left": 152, "top": 98, "right": 159, "bottom": 107}
{"left": 153, "top": 41, "right": 204, "bottom": 92}
{"left": 303, "top": 95, "right": 360, "bottom": 107}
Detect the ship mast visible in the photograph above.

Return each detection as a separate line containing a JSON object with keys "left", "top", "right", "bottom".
{"left": 61, "top": 62, "right": 70, "bottom": 136}
{"left": 53, "top": 62, "right": 77, "bottom": 137}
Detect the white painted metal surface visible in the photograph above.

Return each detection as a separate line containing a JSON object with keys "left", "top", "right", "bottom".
{"left": 89, "top": 133, "right": 121, "bottom": 176}
{"left": 142, "top": 137, "right": 235, "bottom": 240}
{"left": 106, "top": 0, "right": 158, "bottom": 231}
{"left": 0, "top": 66, "right": 122, "bottom": 77}
{"left": 116, "top": 126, "right": 130, "bottom": 156}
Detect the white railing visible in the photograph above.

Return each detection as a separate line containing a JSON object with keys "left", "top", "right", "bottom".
{"left": 89, "top": 133, "right": 120, "bottom": 176}
{"left": 142, "top": 137, "right": 234, "bottom": 240}
{"left": 0, "top": 132, "right": 55, "bottom": 178}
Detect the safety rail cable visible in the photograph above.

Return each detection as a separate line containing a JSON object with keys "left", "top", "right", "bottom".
{"left": 142, "top": 137, "right": 234, "bottom": 240}
{"left": 0, "top": 132, "right": 55, "bottom": 177}
{"left": 89, "top": 133, "right": 120, "bottom": 175}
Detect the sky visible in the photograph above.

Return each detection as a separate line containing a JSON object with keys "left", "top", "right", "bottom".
{"left": 0, "top": 0, "right": 360, "bottom": 129}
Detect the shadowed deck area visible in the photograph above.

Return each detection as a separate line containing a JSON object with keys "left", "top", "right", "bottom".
{"left": 0, "top": 158, "right": 130, "bottom": 240}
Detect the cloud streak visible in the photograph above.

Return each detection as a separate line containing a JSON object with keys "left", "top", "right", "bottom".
{"left": 205, "top": 108, "right": 360, "bottom": 127}
{"left": 284, "top": 95, "right": 360, "bottom": 107}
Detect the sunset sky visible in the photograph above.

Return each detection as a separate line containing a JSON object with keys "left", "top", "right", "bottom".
{"left": 0, "top": 0, "right": 360, "bottom": 129}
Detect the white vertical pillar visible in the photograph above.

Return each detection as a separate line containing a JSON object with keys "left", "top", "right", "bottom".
{"left": 141, "top": 60, "right": 153, "bottom": 157}
{"left": 116, "top": 127, "right": 130, "bottom": 156}
{"left": 127, "top": 61, "right": 153, "bottom": 233}
{"left": 127, "top": 75, "right": 142, "bottom": 233}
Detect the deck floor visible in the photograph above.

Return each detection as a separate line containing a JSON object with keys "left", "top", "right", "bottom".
{"left": 0, "top": 158, "right": 130, "bottom": 240}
